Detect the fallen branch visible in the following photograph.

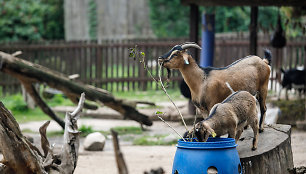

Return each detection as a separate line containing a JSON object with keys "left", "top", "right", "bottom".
{"left": 0, "top": 51, "right": 152, "bottom": 127}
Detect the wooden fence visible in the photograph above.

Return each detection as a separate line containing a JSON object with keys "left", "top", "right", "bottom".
{"left": 0, "top": 37, "right": 305, "bottom": 95}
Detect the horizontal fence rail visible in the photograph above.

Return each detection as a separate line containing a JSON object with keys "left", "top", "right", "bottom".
{"left": 0, "top": 37, "right": 305, "bottom": 95}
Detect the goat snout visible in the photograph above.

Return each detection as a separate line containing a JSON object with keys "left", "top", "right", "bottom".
{"left": 158, "top": 57, "right": 166, "bottom": 65}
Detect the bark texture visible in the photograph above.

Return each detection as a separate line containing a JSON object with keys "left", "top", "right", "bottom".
{"left": 0, "top": 93, "right": 86, "bottom": 174}
{"left": 238, "top": 124, "right": 294, "bottom": 174}
{"left": 0, "top": 51, "right": 152, "bottom": 127}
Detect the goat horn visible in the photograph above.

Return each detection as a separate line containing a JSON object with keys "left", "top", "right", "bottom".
{"left": 181, "top": 43, "right": 201, "bottom": 50}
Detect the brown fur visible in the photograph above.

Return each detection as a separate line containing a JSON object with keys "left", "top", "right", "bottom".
{"left": 159, "top": 49, "right": 270, "bottom": 132}
{"left": 194, "top": 91, "right": 259, "bottom": 150}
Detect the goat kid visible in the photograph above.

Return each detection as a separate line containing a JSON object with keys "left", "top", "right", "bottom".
{"left": 193, "top": 90, "right": 259, "bottom": 150}
{"left": 158, "top": 43, "right": 271, "bottom": 132}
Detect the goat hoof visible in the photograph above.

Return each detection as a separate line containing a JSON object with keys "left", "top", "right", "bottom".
{"left": 252, "top": 147, "right": 257, "bottom": 151}
{"left": 259, "top": 129, "right": 264, "bottom": 133}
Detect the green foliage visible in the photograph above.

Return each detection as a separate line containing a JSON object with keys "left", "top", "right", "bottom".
{"left": 2, "top": 94, "right": 28, "bottom": 112}
{"left": 46, "top": 94, "right": 74, "bottom": 107}
{"left": 149, "top": 0, "right": 189, "bottom": 37}
{"left": 212, "top": 7, "right": 250, "bottom": 33}
{"left": 10, "top": 95, "right": 29, "bottom": 112}
{"left": 79, "top": 125, "right": 94, "bottom": 137}
{"left": 149, "top": 2, "right": 303, "bottom": 37}
{"left": 41, "top": 0, "right": 64, "bottom": 40}
{"left": 88, "top": 0, "right": 97, "bottom": 40}
{"left": 0, "top": 0, "right": 64, "bottom": 42}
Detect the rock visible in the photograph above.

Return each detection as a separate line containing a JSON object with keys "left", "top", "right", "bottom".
{"left": 83, "top": 132, "right": 106, "bottom": 151}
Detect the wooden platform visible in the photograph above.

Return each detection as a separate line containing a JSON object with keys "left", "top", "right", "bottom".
{"left": 237, "top": 124, "right": 293, "bottom": 174}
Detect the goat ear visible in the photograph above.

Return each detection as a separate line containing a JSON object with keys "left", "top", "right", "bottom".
{"left": 203, "top": 122, "right": 216, "bottom": 137}
{"left": 183, "top": 53, "right": 189, "bottom": 65}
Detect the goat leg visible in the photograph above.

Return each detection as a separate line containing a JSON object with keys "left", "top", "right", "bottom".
{"left": 250, "top": 121, "right": 259, "bottom": 151}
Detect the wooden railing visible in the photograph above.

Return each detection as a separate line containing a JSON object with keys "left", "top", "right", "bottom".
{"left": 0, "top": 37, "right": 305, "bottom": 95}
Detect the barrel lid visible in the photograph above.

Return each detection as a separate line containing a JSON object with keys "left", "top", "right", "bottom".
{"left": 177, "top": 137, "right": 237, "bottom": 149}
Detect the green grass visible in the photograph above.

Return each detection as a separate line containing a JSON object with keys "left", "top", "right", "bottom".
{"left": 1, "top": 93, "right": 72, "bottom": 123}
{"left": 21, "top": 128, "right": 64, "bottom": 137}
{"left": 0, "top": 86, "right": 184, "bottom": 123}
{"left": 113, "top": 89, "right": 185, "bottom": 103}
{"left": 47, "top": 130, "right": 65, "bottom": 137}
{"left": 79, "top": 125, "right": 95, "bottom": 137}
{"left": 111, "top": 126, "right": 143, "bottom": 135}
{"left": 133, "top": 134, "right": 177, "bottom": 146}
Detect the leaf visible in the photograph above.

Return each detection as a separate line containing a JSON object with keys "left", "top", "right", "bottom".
{"left": 140, "top": 52, "right": 145, "bottom": 57}
{"left": 211, "top": 132, "right": 217, "bottom": 138}
{"left": 155, "top": 111, "right": 163, "bottom": 115}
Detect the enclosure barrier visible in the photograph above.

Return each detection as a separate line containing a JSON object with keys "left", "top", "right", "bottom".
{"left": 0, "top": 37, "right": 304, "bottom": 95}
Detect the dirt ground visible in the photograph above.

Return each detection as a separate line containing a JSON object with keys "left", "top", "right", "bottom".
{"left": 74, "top": 123, "right": 306, "bottom": 174}
{"left": 15, "top": 118, "right": 306, "bottom": 174}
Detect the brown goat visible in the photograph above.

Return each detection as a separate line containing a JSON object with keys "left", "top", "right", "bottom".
{"left": 193, "top": 90, "right": 259, "bottom": 150}
{"left": 158, "top": 43, "right": 271, "bottom": 132}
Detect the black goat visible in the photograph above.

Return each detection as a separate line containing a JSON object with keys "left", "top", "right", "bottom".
{"left": 279, "top": 68, "right": 305, "bottom": 99}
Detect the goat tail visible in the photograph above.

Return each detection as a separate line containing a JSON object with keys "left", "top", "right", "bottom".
{"left": 225, "top": 82, "right": 235, "bottom": 94}
{"left": 263, "top": 48, "right": 272, "bottom": 65}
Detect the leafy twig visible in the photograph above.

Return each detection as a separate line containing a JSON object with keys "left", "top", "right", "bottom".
{"left": 157, "top": 62, "right": 188, "bottom": 132}
{"left": 156, "top": 112, "right": 186, "bottom": 142}
{"left": 129, "top": 46, "right": 188, "bottom": 132}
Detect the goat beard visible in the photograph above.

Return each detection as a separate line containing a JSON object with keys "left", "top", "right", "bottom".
{"left": 166, "top": 68, "right": 171, "bottom": 82}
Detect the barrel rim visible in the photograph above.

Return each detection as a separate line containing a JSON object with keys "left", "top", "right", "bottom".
{"left": 177, "top": 137, "right": 237, "bottom": 149}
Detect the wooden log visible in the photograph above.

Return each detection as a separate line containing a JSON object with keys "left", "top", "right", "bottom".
{"left": 0, "top": 102, "right": 45, "bottom": 174}
{"left": 0, "top": 93, "right": 86, "bottom": 174}
{"left": 237, "top": 124, "right": 294, "bottom": 174}
{"left": 0, "top": 51, "right": 152, "bottom": 127}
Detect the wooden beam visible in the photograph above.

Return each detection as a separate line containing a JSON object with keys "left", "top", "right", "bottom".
{"left": 181, "top": 0, "right": 305, "bottom": 6}
{"left": 189, "top": 4, "right": 200, "bottom": 63}
{"left": 250, "top": 6, "right": 258, "bottom": 55}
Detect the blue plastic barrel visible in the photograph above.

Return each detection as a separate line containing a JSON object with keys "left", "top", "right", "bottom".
{"left": 172, "top": 138, "right": 241, "bottom": 174}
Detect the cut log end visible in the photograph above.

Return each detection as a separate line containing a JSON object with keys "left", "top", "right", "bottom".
{"left": 237, "top": 124, "right": 293, "bottom": 174}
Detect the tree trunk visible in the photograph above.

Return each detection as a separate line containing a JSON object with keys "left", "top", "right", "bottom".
{"left": 0, "top": 93, "right": 86, "bottom": 174}
{"left": 0, "top": 51, "right": 152, "bottom": 127}
{"left": 238, "top": 124, "right": 293, "bottom": 174}
{"left": 0, "top": 102, "right": 45, "bottom": 174}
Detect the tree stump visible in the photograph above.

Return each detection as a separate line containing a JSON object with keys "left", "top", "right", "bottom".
{"left": 237, "top": 124, "right": 293, "bottom": 174}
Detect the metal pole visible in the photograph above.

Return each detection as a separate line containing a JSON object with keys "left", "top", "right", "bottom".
{"left": 189, "top": 4, "right": 200, "bottom": 63}
{"left": 200, "top": 13, "right": 215, "bottom": 67}
{"left": 250, "top": 6, "right": 258, "bottom": 55}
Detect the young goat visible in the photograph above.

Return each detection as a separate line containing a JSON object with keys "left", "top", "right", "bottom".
{"left": 158, "top": 43, "right": 271, "bottom": 132}
{"left": 193, "top": 89, "right": 259, "bottom": 150}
